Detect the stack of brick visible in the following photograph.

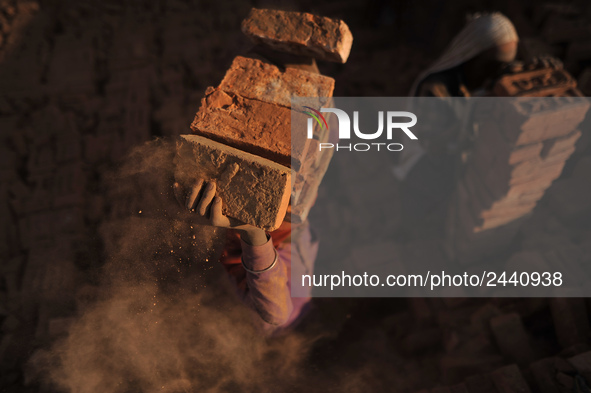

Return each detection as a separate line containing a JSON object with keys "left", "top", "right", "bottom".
{"left": 446, "top": 64, "right": 589, "bottom": 263}
{"left": 176, "top": 8, "right": 352, "bottom": 230}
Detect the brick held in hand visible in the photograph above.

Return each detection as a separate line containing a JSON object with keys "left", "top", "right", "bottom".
{"left": 241, "top": 8, "right": 353, "bottom": 63}
{"left": 174, "top": 134, "right": 291, "bottom": 231}
{"left": 219, "top": 56, "right": 334, "bottom": 108}
{"left": 191, "top": 87, "right": 309, "bottom": 170}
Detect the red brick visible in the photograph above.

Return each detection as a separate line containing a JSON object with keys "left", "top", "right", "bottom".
{"left": 494, "top": 68, "right": 577, "bottom": 97}
{"left": 495, "top": 97, "right": 589, "bottom": 146}
{"left": 479, "top": 202, "right": 537, "bottom": 222}
{"left": 457, "top": 174, "right": 538, "bottom": 232}
{"left": 456, "top": 178, "right": 532, "bottom": 229}
{"left": 218, "top": 56, "right": 334, "bottom": 108}
{"left": 542, "top": 129, "right": 581, "bottom": 157}
{"left": 291, "top": 141, "right": 334, "bottom": 222}
{"left": 191, "top": 87, "right": 308, "bottom": 170}
{"left": 471, "top": 122, "right": 543, "bottom": 171}
{"left": 508, "top": 143, "right": 545, "bottom": 165}
{"left": 174, "top": 134, "right": 291, "bottom": 231}
{"left": 478, "top": 158, "right": 564, "bottom": 198}
{"left": 504, "top": 171, "right": 562, "bottom": 199}
{"left": 507, "top": 145, "right": 574, "bottom": 184}
{"left": 241, "top": 8, "right": 353, "bottom": 63}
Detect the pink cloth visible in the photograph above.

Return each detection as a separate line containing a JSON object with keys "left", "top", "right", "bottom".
{"left": 220, "top": 222, "right": 318, "bottom": 331}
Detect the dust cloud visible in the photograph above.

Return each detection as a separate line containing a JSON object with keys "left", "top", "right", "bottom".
{"left": 28, "top": 139, "right": 314, "bottom": 393}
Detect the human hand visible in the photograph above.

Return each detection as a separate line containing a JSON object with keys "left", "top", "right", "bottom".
{"left": 173, "top": 179, "right": 268, "bottom": 246}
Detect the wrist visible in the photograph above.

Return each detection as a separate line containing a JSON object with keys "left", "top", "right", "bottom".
{"left": 238, "top": 227, "right": 268, "bottom": 246}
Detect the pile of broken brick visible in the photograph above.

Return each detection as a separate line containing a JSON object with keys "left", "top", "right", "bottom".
{"left": 446, "top": 58, "right": 590, "bottom": 264}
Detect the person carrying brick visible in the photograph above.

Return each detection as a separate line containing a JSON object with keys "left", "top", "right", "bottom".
{"left": 392, "top": 12, "right": 519, "bottom": 180}
{"left": 173, "top": 180, "right": 317, "bottom": 334}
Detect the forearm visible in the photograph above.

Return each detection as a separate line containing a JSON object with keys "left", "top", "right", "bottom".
{"left": 237, "top": 227, "right": 268, "bottom": 247}
{"left": 239, "top": 235, "right": 293, "bottom": 326}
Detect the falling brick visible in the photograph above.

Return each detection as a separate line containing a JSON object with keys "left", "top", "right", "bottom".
{"left": 241, "top": 8, "right": 353, "bottom": 63}
{"left": 218, "top": 56, "right": 334, "bottom": 108}
{"left": 174, "top": 134, "right": 291, "bottom": 231}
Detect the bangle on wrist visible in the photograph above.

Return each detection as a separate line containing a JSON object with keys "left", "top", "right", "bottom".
{"left": 241, "top": 248, "right": 278, "bottom": 274}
